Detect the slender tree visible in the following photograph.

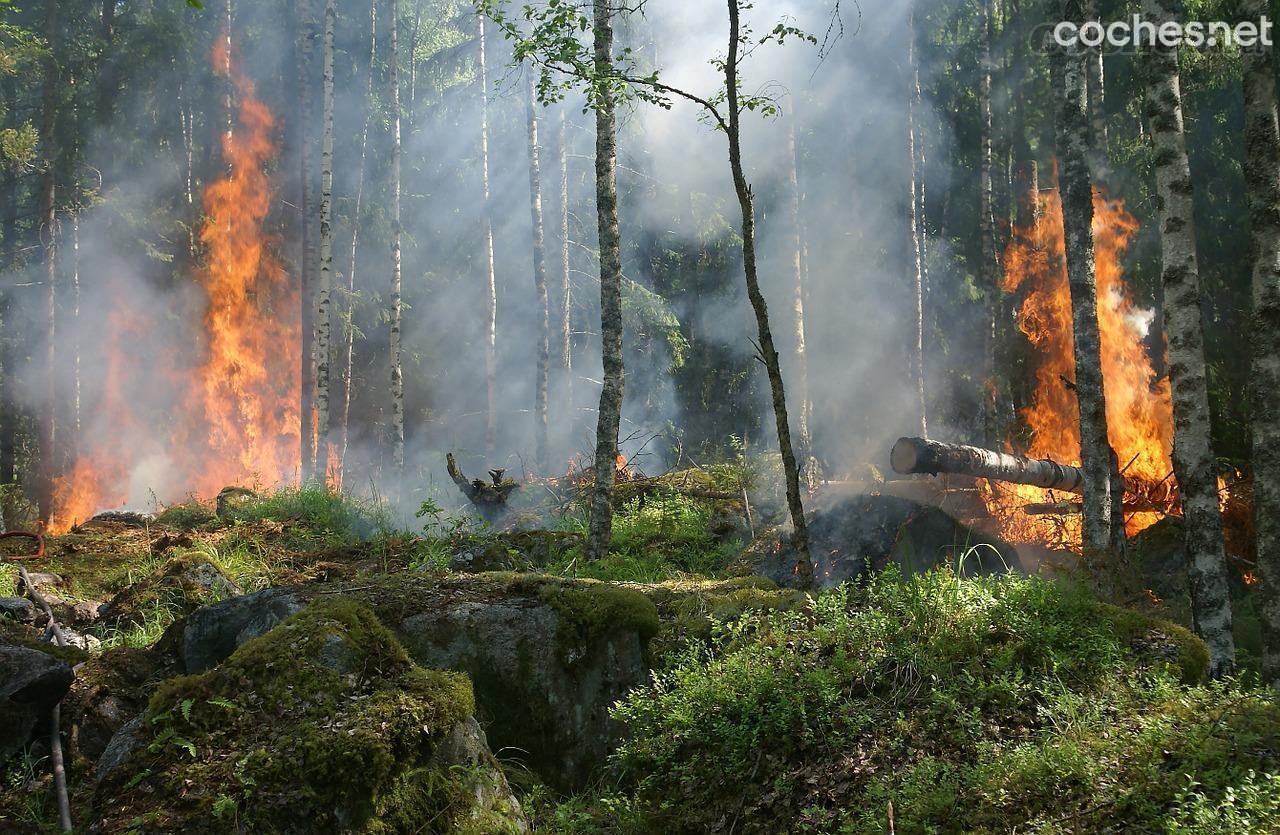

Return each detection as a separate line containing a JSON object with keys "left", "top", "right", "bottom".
{"left": 558, "top": 108, "right": 573, "bottom": 412}
{"left": 907, "top": 4, "right": 927, "bottom": 438}
{"left": 785, "top": 114, "right": 813, "bottom": 483}
{"left": 314, "top": 0, "right": 336, "bottom": 483}
{"left": 298, "top": 0, "right": 318, "bottom": 479}
{"left": 1239, "top": 0, "right": 1280, "bottom": 689}
{"left": 36, "top": 0, "right": 58, "bottom": 523}
{"left": 978, "top": 0, "right": 999, "bottom": 443}
{"left": 584, "top": 0, "right": 625, "bottom": 563}
{"left": 1052, "top": 0, "right": 1118, "bottom": 568}
{"left": 340, "top": 0, "right": 378, "bottom": 478}
{"left": 1141, "top": 0, "right": 1235, "bottom": 676}
{"left": 390, "top": 0, "right": 405, "bottom": 474}
{"left": 526, "top": 71, "right": 550, "bottom": 473}
{"left": 479, "top": 13, "right": 498, "bottom": 460}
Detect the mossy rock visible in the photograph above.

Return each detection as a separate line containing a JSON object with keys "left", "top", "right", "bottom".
{"left": 372, "top": 573, "right": 656, "bottom": 791}
{"left": 97, "top": 554, "right": 242, "bottom": 629}
{"left": 1099, "top": 603, "right": 1211, "bottom": 684}
{"left": 638, "top": 576, "right": 808, "bottom": 663}
{"left": 92, "top": 599, "right": 525, "bottom": 834}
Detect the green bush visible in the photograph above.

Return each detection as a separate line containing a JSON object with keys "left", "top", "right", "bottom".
{"left": 605, "top": 570, "right": 1280, "bottom": 834}
{"left": 221, "top": 483, "right": 395, "bottom": 543}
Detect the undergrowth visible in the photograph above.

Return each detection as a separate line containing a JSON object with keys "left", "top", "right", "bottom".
{"left": 541, "top": 569, "right": 1280, "bottom": 834}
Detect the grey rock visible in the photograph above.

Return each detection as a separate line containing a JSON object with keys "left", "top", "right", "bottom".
{"left": 0, "top": 596, "right": 37, "bottom": 624}
{"left": 95, "top": 715, "right": 144, "bottom": 784}
{"left": 397, "top": 593, "right": 650, "bottom": 791}
{"left": 0, "top": 641, "right": 75, "bottom": 763}
{"left": 70, "top": 600, "right": 104, "bottom": 625}
{"left": 429, "top": 716, "right": 528, "bottom": 832}
{"left": 21, "top": 572, "right": 63, "bottom": 590}
{"left": 754, "top": 493, "right": 1023, "bottom": 589}
{"left": 177, "top": 587, "right": 303, "bottom": 673}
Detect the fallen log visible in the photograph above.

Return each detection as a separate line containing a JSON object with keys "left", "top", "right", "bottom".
{"left": 891, "top": 436, "right": 1086, "bottom": 493}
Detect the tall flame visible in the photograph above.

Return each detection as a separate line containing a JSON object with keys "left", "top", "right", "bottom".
{"left": 981, "top": 179, "right": 1175, "bottom": 549}
{"left": 48, "top": 42, "right": 299, "bottom": 532}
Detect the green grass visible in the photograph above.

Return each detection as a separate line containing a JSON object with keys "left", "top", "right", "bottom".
{"left": 216, "top": 483, "right": 397, "bottom": 544}
{"left": 546, "top": 489, "right": 744, "bottom": 583}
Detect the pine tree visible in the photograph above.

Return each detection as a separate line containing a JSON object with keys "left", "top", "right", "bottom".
{"left": 526, "top": 72, "right": 550, "bottom": 473}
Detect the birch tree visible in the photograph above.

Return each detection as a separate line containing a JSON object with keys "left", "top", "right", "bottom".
{"left": 314, "top": 0, "right": 336, "bottom": 484}
{"left": 785, "top": 115, "right": 813, "bottom": 483}
{"left": 1239, "top": 0, "right": 1280, "bottom": 689}
{"left": 298, "top": 0, "right": 318, "bottom": 480}
{"left": 526, "top": 71, "right": 550, "bottom": 474}
{"left": 978, "top": 0, "right": 998, "bottom": 443}
{"left": 558, "top": 108, "right": 573, "bottom": 411}
{"left": 1139, "top": 0, "right": 1235, "bottom": 676}
{"left": 479, "top": 14, "right": 498, "bottom": 460}
{"left": 339, "top": 0, "right": 378, "bottom": 478}
{"left": 1052, "top": 0, "right": 1119, "bottom": 568}
{"left": 390, "top": 0, "right": 405, "bottom": 474}
{"left": 907, "top": 3, "right": 927, "bottom": 439}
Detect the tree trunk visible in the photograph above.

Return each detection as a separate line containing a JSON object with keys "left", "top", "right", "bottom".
{"left": 1240, "top": 0, "right": 1280, "bottom": 690}
{"left": 478, "top": 14, "right": 498, "bottom": 460}
{"left": 725, "top": 0, "right": 813, "bottom": 586}
{"left": 584, "top": 0, "right": 624, "bottom": 564}
{"left": 96, "top": 0, "right": 118, "bottom": 126}
{"left": 785, "top": 115, "right": 813, "bottom": 482}
{"left": 37, "top": 0, "right": 59, "bottom": 523}
{"left": 907, "top": 4, "right": 927, "bottom": 439}
{"left": 1140, "top": 0, "right": 1235, "bottom": 675}
{"left": 71, "top": 213, "right": 80, "bottom": 452}
{"left": 526, "top": 72, "right": 550, "bottom": 474}
{"left": 979, "top": 0, "right": 1000, "bottom": 444}
{"left": 340, "top": 0, "right": 377, "bottom": 480}
{"left": 389, "top": 0, "right": 405, "bottom": 474}
{"left": 314, "top": 0, "right": 336, "bottom": 484}
{"left": 298, "top": 0, "right": 317, "bottom": 480}
{"left": 558, "top": 109, "right": 573, "bottom": 414}
{"left": 892, "top": 436, "right": 1086, "bottom": 491}
{"left": 1083, "top": 0, "right": 1107, "bottom": 163}
{"left": 0, "top": 78, "right": 16, "bottom": 493}
{"left": 1052, "top": 0, "right": 1118, "bottom": 569}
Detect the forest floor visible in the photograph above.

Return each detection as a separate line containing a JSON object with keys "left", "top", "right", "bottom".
{"left": 1, "top": 480, "right": 1279, "bottom": 833}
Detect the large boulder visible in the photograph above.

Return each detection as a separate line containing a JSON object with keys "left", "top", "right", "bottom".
{"left": 750, "top": 493, "right": 1022, "bottom": 588}
{"left": 0, "top": 640, "right": 75, "bottom": 763}
{"left": 91, "top": 599, "right": 526, "bottom": 834}
{"left": 169, "top": 574, "right": 659, "bottom": 792}
{"left": 378, "top": 575, "right": 658, "bottom": 792}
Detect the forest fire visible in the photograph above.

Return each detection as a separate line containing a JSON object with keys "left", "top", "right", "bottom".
{"left": 47, "top": 43, "right": 299, "bottom": 532}
{"left": 980, "top": 184, "right": 1176, "bottom": 550}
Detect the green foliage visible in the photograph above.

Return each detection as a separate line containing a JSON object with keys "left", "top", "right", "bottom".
{"left": 549, "top": 487, "right": 743, "bottom": 582}
{"left": 1168, "top": 770, "right": 1280, "bottom": 833}
{"left": 219, "top": 484, "right": 395, "bottom": 544}
{"left": 601, "top": 570, "right": 1280, "bottom": 833}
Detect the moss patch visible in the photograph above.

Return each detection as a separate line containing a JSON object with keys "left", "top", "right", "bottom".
{"left": 93, "top": 599, "right": 505, "bottom": 834}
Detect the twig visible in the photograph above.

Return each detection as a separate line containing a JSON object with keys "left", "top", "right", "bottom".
{"left": 17, "top": 564, "right": 73, "bottom": 833}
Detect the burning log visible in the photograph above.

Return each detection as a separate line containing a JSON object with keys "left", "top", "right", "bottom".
{"left": 891, "top": 436, "right": 1087, "bottom": 493}
{"left": 446, "top": 453, "right": 519, "bottom": 518}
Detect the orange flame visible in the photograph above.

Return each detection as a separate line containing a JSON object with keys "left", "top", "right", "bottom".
{"left": 47, "top": 41, "right": 299, "bottom": 532}
{"left": 981, "top": 178, "right": 1175, "bottom": 549}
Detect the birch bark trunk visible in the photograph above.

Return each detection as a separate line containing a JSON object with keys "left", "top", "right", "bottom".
{"left": 314, "top": 0, "right": 336, "bottom": 483}
{"left": 389, "top": 0, "right": 405, "bottom": 474}
{"left": 584, "top": 0, "right": 625, "bottom": 563}
{"left": 526, "top": 72, "right": 550, "bottom": 473}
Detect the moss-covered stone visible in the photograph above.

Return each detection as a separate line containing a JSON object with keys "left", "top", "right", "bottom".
{"left": 637, "top": 576, "right": 807, "bottom": 663}
{"left": 1098, "top": 603, "right": 1211, "bottom": 684}
{"left": 92, "top": 599, "right": 523, "bottom": 834}
{"left": 97, "top": 554, "right": 241, "bottom": 629}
